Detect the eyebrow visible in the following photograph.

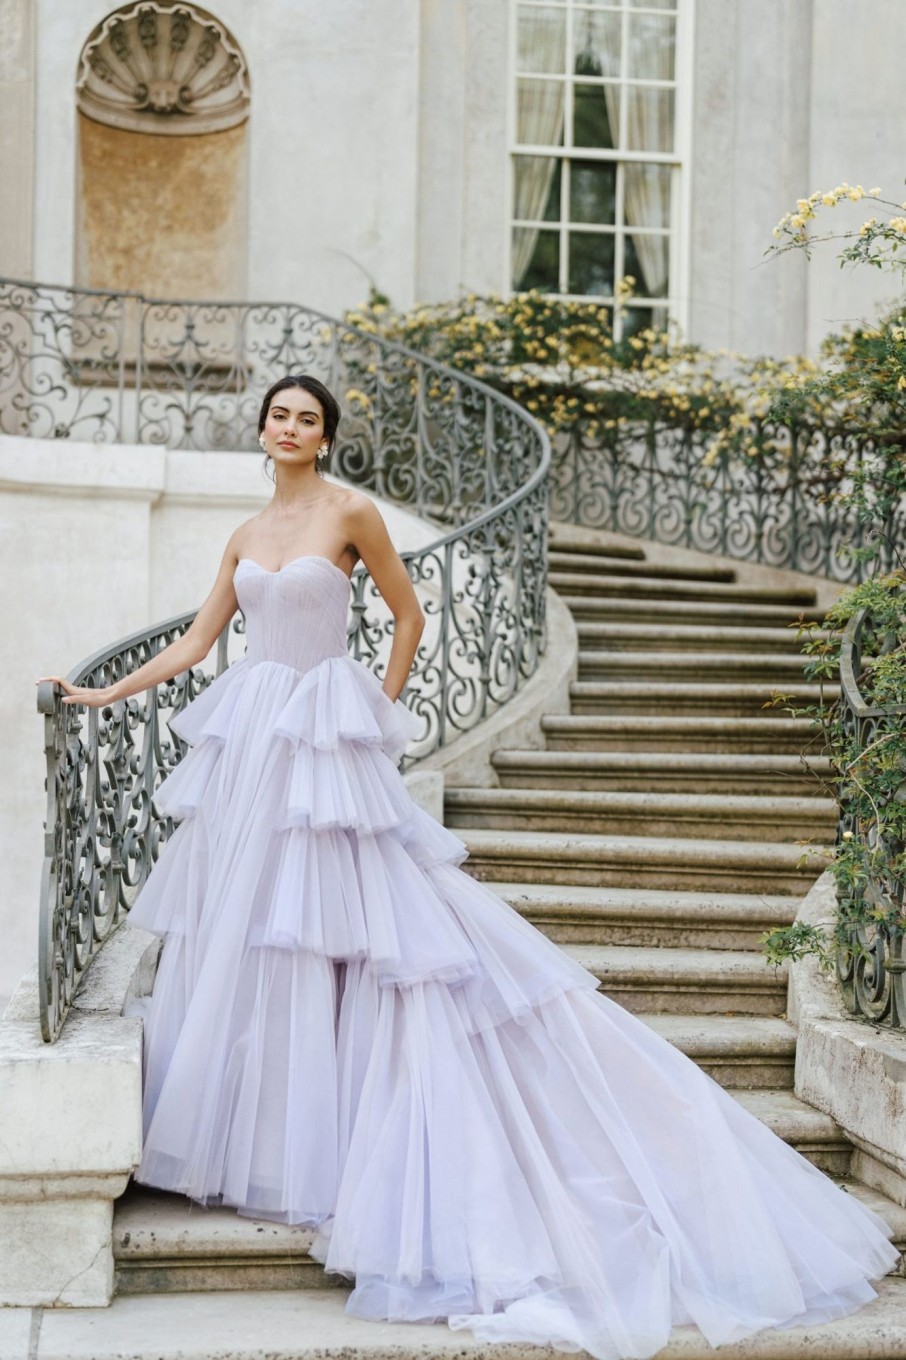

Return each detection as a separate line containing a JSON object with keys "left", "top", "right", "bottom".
{"left": 269, "top": 405, "right": 320, "bottom": 416}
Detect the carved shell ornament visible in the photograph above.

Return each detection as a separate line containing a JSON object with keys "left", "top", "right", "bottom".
{"left": 76, "top": 2, "right": 250, "bottom": 135}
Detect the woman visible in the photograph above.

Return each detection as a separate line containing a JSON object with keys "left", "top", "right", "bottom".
{"left": 40, "top": 375, "right": 897, "bottom": 1360}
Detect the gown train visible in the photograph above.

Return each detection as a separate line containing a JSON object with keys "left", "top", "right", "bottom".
{"left": 126, "top": 555, "right": 897, "bottom": 1360}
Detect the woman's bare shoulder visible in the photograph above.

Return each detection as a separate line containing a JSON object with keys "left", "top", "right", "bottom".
{"left": 334, "top": 484, "right": 384, "bottom": 523}
{"left": 224, "top": 511, "right": 267, "bottom": 558}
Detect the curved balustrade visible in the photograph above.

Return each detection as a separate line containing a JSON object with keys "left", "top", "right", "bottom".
{"left": 549, "top": 419, "right": 904, "bottom": 583}
{"left": 9, "top": 276, "right": 550, "bottom": 1040}
{"left": 836, "top": 606, "right": 906, "bottom": 1026}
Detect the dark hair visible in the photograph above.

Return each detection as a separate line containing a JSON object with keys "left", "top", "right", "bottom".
{"left": 257, "top": 375, "right": 341, "bottom": 477}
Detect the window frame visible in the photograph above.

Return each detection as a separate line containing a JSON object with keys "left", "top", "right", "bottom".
{"left": 505, "top": 0, "right": 694, "bottom": 338}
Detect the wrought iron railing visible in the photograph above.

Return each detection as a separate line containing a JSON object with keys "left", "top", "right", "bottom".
{"left": 15, "top": 276, "right": 550, "bottom": 1040}
{"left": 549, "top": 419, "right": 903, "bottom": 583}
{"left": 835, "top": 605, "right": 906, "bottom": 1026}
{"left": 5, "top": 275, "right": 903, "bottom": 582}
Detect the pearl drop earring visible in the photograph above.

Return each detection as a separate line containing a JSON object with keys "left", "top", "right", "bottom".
{"left": 258, "top": 434, "right": 266, "bottom": 451}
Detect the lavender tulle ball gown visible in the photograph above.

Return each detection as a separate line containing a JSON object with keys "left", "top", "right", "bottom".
{"left": 126, "top": 554, "right": 896, "bottom": 1360}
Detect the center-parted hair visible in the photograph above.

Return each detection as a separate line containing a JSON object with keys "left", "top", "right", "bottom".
{"left": 258, "top": 375, "right": 342, "bottom": 477}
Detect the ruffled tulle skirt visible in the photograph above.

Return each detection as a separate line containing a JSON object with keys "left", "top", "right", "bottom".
{"left": 127, "top": 654, "right": 898, "bottom": 1360}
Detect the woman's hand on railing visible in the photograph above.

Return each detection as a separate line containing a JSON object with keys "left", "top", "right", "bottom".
{"left": 35, "top": 676, "right": 118, "bottom": 707}
{"left": 35, "top": 632, "right": 202, "bottom": 708}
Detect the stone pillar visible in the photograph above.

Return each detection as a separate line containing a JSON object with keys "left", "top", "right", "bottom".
{"left": 0, "top": 0, "right": 35, "bottom": 277}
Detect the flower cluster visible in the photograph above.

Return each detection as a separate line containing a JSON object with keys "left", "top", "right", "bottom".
{"left": 772, "top": 184, "right": 881, "bottom": 241}
{"left": 342, "top": 173, "right": 906, "bottom": 489}
{"left": 768, "top": 183, "right": 906, "bottom": 272}
{"left": 343, "top": 290, "right": 816, "bottom": 460}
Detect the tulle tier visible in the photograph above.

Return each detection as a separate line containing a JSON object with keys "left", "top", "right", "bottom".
{"left": 136, "top": 655, "right": 596, "bottom": 1002}
{"left": 128, "top": 651, "right": 899, "bottom": 1360}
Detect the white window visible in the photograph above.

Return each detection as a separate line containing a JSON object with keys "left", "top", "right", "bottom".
{"left": 509, "top": 0, "right": 688, "bottom": 337}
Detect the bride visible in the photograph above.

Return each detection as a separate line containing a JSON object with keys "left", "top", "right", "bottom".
{"left": 40, "top": 375, "right": 897, "bottom": 1360}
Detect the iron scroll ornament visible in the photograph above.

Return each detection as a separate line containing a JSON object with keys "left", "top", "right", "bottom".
{"left": 835, "top": 605, "right": 906, "bottom": 1027}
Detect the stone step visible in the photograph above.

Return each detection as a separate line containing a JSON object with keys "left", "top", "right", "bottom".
{"left": 569, "top": 680, "right": 835, "bottom": 717}
{"left": 844, "top": 1181, "right": 906, "bottom": 1266}
{"left": 732, "top": 1089, "right": 853, "bottom": 1176}
{"left": 445, "top": 787, "right": 836, "bottom": 842}
{"left": 550, "top": 564, "right": 816, "bottom": 603}
{"left": 461, "top": 828, "right": 828, "bottom": 894}
{"left": 563, "top": 943, "right": 787, "bottom": 1015}
{"left": 29, "top": 1276, "right": 906, "bottom": 1356}
{"left": 541, "top": 714, "right": 819, "bottom": 755}
{"left": 491, "top": 881, "right": 797, "bottom": 950}
{"left": 561, "top": 594, "right": 820, "bottom": 628}
{"left": 549, "top": 553, "right": 737, "bottom": 583}
{"left": 577, "top": 621, "right": 820, "bottom": 654}
{"left": 491, "top": 749, "right": 832, "bottom": 797}
{"left": 577, "top": 649, "right": 821, "bottom": 684}
{"left": 548, "top": 529, "right": 647, "bottom": 560}
{"left": 640, "top": 1014, "right": 797, "bottom": 1088}
{"left": 114, "top": 1186, "right": 324, "bottom": 1296}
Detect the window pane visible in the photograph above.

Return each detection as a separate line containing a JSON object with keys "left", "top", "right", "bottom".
{"left": 572, "top": 10, "right": 620, "bottom": 77}
{"left": 568, "top": 231, "right": 615, "bottom": 296}
{"left": 626, "top": 13, "right": 675, "bottom": 79}
{"left": 570, "top": 160, "right": 617, "bottom": 224}
{"left": 623, "top": 87, "right": 674, "bottom": 152}
{"left": 573, "top": 82, "right": 617, "bottom": 148}
{"left": 514, "top": 156, "right": 562, "bottom": 223}
{"left": 622, "top": 162, "right": 672, "bottom": 229}
{"left": 514, "top": 227, "right": 560, "bottom": 292}
{"left": 624, "top": 231, "right": 669, "bottom": 298}
{"left": 517, "top": 6, "right": 567, "bottom": 74}
{"left": 627, "top": 0, "right": 676, "bottom": 11}
{"left": 621, "top": 304, "right": 669, "bottom": 338}
{"left": 517, "top": 79, "right": 566, "bottom": 146}
{"left": 617, "top": 306, "right": 652, "bottom": 337}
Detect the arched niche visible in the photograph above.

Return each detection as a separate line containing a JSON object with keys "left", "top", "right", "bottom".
{"left": 74, "top": 2, "right": 250, "bottom": 301}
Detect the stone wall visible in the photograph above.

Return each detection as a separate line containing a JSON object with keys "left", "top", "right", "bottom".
{"left": 6, "top": 0, "right": 906, "bottom": 351}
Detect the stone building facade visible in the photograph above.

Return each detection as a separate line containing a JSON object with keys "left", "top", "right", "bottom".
{"left": 1, "top": 0, "right": 904, "bottom": 358}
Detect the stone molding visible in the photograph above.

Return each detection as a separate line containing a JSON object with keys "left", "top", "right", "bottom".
{"left": 76, "top": 2, "right": 250, "bottom": 136}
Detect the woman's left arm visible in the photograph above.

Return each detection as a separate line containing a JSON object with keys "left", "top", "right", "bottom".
{"left": 348, "top": 498, "right": 425, "bottom": 702}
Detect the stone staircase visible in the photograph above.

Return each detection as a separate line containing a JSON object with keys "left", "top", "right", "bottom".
{"left": 39, "top": 528, "right": 906, "bottom": 1360}
{"left": 447, "top": 527, "right": 861, "bottom": 1186}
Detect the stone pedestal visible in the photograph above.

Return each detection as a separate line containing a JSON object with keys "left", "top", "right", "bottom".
{"left": 0, "top": 927, "right": 153, "bottom": 1306}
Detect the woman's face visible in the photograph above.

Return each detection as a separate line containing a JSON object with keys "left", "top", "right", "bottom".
{"left": 262, "top": 387, "right": 326, "bottom": 469}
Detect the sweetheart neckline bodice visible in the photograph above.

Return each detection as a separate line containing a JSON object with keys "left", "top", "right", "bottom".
{"left": 235, "top": 555, "right": 353, "bottom": 588}
{"left": 233, "top": 554, "right": 352, "bottom": 673}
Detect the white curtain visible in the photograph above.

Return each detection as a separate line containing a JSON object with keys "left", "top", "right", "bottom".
{"left": 602, "top": 20, "right": 673, "bottom": 298}
{"left": 512, "top": 11, "right": 566, "bottom": 287}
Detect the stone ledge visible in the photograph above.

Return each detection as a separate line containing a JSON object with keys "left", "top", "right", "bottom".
{"left": 6, "top": 1275, "right": 904, "bottom": 1360}
{"left": 789, "top": 872, "right": 906, "bottom": 1206}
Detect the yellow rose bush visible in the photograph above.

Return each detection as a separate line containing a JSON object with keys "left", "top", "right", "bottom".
{"left": 760, "top": 185, "right": 906, "bottom": 1002}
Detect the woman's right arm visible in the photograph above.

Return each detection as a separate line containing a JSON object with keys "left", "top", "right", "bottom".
{"left": 37, "top": 543, "right": 242, "bottom": 708}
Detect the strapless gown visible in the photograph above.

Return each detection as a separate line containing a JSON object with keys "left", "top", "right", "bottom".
{"left": 127, "top": 554, "right": 897, "bottom": 1360}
